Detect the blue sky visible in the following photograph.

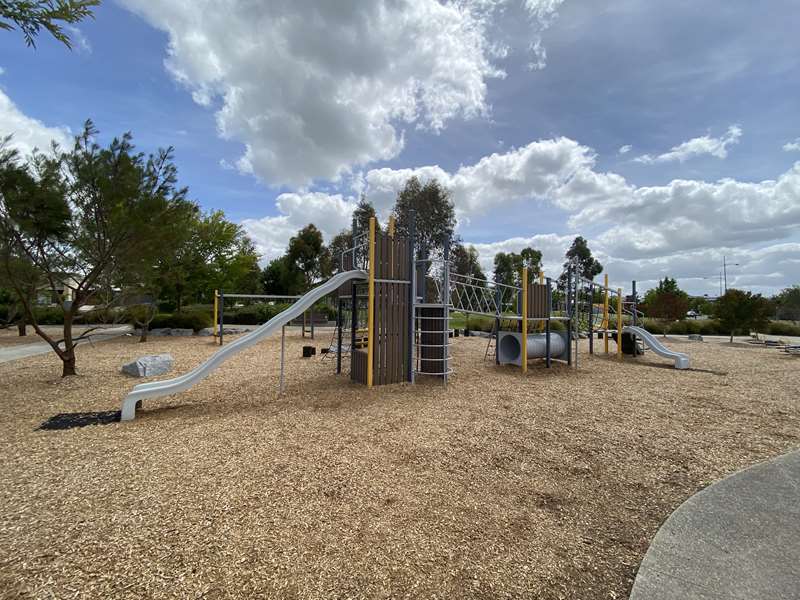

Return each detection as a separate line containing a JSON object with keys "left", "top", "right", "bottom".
{"left": 1, "top": 0, "right": 799, "bottom": 295}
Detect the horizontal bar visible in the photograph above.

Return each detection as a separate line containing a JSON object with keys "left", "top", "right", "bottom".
{"left": 223, "top": 293, "right": 301, "bottom": 299}
{"left": 373, "top": 278, "right": 411, "bottom": 284}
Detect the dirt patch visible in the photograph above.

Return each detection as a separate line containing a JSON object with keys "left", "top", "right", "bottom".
{"left": 0, "top": 329, "right": 797, "bottom": 599}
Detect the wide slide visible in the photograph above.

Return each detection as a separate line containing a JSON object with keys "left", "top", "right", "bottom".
{"left": 624, "top": 326, "right": 690, "bottom": 369}
{"left": 120, "top": 270, "right": 368, "bottom": 421}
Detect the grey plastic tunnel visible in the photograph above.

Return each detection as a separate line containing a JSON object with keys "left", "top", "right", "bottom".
{"left": 497, "top": 331, "right": 567, "bottom": 366}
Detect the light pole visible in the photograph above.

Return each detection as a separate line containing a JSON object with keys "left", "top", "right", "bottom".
{"left": 722, "top": 256, "right": 740, "bottom": 294}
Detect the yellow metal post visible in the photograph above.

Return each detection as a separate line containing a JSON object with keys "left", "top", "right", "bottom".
{"left": 367, "top": 216, "right": 376, "bottom": 387}
{"left": 603, "top": 274, "right": 609, "bottom": 354}
{"left": 521, "top": 267, "right": 528, "bottom": 374}
{"left": 617, "top": 287, "right": 623, "bottom": 360}
{"left": 213, "top": 290, "right": 219, "bottom": 339}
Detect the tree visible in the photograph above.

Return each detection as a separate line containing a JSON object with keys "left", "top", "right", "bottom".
{"left": 353, "top": 195, "right": 379, "bottom": 236}
{"left": 261, "top": 255, "right": 303, "bottom": 296}
{"left": 286, "top": 224, "right": 331, "bottom": 292}
{"left": 326, "top": 197, "right": 379, "bottom": 270}
{"left": 492, "top": 247, "right": 542, "bottom": 287}
{"left": 0, "top": 121, "right": 194, "bottom": 376}
{"left": 643, "top": 277, "right": 689, "bottom": 336}
{"left": 451, "top": 243, "right": 486, "bottom": 281}
{"left": 392, "top": 177, "right": 456, "bottom": 261}
{"left": 775, "top": 285, "right": 800, "bottom": 322}
{"left": 1, "top": 0, "right": 99, "bottom": 48}
{"left": 713, "top": 289, "right": 771, "bottom": 343}
{"left": 156, "top": 210, "right": 261, "bottom": 310}
{"left": 559, "top": 236, "right": 603, "bottom": 288}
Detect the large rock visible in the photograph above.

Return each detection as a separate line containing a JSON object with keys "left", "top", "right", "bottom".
{"left": 198, "top": 327, "right": 217, "bottom": 337}
{"left": 121, "top": 354, "right": 174, "bottom": 377}
{"left": 149, "top": 328, "right": 172, "bottom": 336}
{"left": 170, "top": 328, "right": 194, "bottom": 337}
{"left": 688, "top": 334, "right": 703, "bottom": 341}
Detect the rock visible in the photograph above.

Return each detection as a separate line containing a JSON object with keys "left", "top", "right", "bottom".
{"left": 688, "top": 334, "right": 703, "bottom": 341}
{"left": 121, "top": 354, "right": 174, "bottom": 377}
{"left": 150, "top": 328, "right": 172, "bottom": 336}
{"left": 197, "top": 327, "right": 217, "bottom": 337}
{"left": 170, "top": 328, "right": 194, "bottom": 337}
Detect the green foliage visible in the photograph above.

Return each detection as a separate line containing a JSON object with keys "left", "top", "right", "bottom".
{"left": 451, "top": 243, "right": 486, "bottom": 281}
{"left": 286, "top": 224, "right": 331, "bottom": 291}
{"left": 393, "top": 176, "right": 456, "bottom": 260}
{"left": 0, "top": 121, "right": 195, "bottom": 375}
{"left": 493, "top": 247, "right": 542, "bottom": 286}
{"left": 774, "top": 285, "right": 800, "bottom": 321}
{"left": 765, "top": 321, "right": 800, "bottom": 336}
{"left": 223, "top": 303, "right": 291, "bottom": 325}
{"left": 0, "top": 0, "right": 98, "bottom": 48}
{"left": 150, "top": 310, "right": 212, "bottom": 332}
{"left": 157, "top": 209, "right": 262, "bottom": 309}
{"left": 642, "top": 278, "right": 690, "bottom": 329}
{"left": 559, "top": 236, "right": 602, "bottom": 287}
{"left": 713, "top": 289, "right": 771, "bottom": 342}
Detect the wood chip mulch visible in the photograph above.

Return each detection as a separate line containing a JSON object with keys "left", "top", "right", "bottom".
{"left": 0, "top": 330, "right": 798, "bottom": 599}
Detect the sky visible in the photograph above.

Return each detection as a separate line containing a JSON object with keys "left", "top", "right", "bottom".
{"left": 1, "top": 0, "right": 799, "bottom": 296}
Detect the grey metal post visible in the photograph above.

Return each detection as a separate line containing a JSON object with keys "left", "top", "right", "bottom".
{"left": 566, "top": 268, "right": 572, "bottom": 366}
{"left": 495, "top": 284, "right": 501, "bottom": 365}
{"left": 336, "top": 297, "right": 343, "bottom": 374}
{"left": 546, "top": 277, "right": 552, "bottom": 368}
{"left": 407, "top": 209, "right": 415, "bottom": 382}
{"left": 279, "top": 325, "right": 285, "bottom": 394}
{"left": 311, "top": 308, "right": 315, "bottom": 340}
{"left": 588, "top": 284, "right": 592, "bottom": 348}
{"left": 631, "top": 280, "right": 637, "bottom": 327}
{"left": 442, "top": 239, "right": 450, "bottom": 385}
{"left": 219, "top": 291, "right": 224, "bottom": 346}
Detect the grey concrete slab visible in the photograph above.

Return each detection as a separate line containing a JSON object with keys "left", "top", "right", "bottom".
{"left": 0, "top": 325, "right": 132, "bottom": 364}
{"left": 630, "top": 450, "right": 800, "bottom": 600}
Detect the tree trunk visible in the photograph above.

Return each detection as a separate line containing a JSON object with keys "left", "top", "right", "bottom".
{"left": 17, "top": 320, "right": 27, "bottom": 336}
{"left": 61, "top": 314, "right": 77, "bottom": 377}
{"left": 139, "top": 321, "right": 148, "bottom": 343}
{"left": 62, "top": 352, "right": 77, "bottom": 376}
{"left": 729, "top": 332, "right": 734, "bottom": 344}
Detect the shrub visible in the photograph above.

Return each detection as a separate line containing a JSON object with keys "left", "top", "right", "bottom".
{"left": 33, "top": 306, "right": 64, "bottom": 325}
{"left": 764, "top": 321, "right": 800, "bottom": 336}
{"left": 150, "top": 310, "right": 212, "bottom": 331}
{"left": 224, "top": 303, "right": 292, "bottom": 325}
{"left": 0, "top": 304, "right": 8, "bottom": 321}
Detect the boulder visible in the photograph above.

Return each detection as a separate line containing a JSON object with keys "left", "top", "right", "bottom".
{"left": 688, "top": 334, "right": 703, "bottom": 341}
{"left": 170, "top": 328, "right": 194, "bottom": 337}
{"left": 121, "top": 354, "right": 174, "bottom": 377}
{"left": 149, "top": 328, "right": 172, "bottom": 336}
{"left": 197, "top": 327, "right": 217, "bottom": 337}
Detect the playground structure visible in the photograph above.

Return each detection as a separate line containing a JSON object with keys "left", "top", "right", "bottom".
{"left": 120, "top": 214, "right": 689, "bottom": 421}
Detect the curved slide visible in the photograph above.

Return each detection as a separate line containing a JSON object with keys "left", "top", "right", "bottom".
{"left": 624, "top": 325, "right": 690, "bottom": 369}
{"left": 120, "top": 270, "right": 368, "bottom": 421}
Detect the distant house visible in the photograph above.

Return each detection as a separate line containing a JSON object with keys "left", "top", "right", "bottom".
{"left": 37, "top": 276, "right": 78, "bottom": 306}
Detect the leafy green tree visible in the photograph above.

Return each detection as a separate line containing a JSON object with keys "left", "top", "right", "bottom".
{"left": 775, "top": 285, "right": 800, "bottom": 322}
{"left": 643, "top": 277, "right": 690, "bottom": 336}
{"left": 392, "top": 176, "right": 456, "bottom": 261}
{"left": 492, "top": 247, "right": 542, "bottom": 287}
{"left": 559, "top": 236, "right": 603, "bottom": 288}
{"left": 1, "top": 0, "right": 99, "bottom": 48}
{"left": 286, "top": 224, "right": 331, "bottom": 291}
{"left": 157, "top": 210, "right": 261, "bottom": 310}
{"left": 0, "top": 121, "right": 193, "bottom": 376}
{"left": 713, "top": 289, "right": 771, "bottom": 343}
{"left": 261, "top": 255, "right": 303, "bottom": 296}
{"left": 451, "top": 243, "right": 485, "bottom": 281}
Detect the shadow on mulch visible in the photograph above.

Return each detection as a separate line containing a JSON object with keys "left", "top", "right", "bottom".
{"left": 37, "top": 411, "right": 121, "bottom": 430}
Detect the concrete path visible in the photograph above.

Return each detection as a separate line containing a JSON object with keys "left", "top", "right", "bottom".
{"left": 630, "top": 450, "right": 800, "bottom": 600}
{"left": 0, "top": 325, "right": 132, "bottom": 364}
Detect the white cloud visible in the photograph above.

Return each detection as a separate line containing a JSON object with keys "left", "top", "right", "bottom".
{"left": 0, "top": 67, "right": 5, "bottom": 75}
{"left": 618, "top": 144, "right": 632, "bottom": 155}
{"left": 0, "top": 89, "right": 71, "bottom": 156}
{"left": 241, "top": 192, "right": 357, "bottom": 262}
{"left": 65, "top": 25, "right": 91, "bottom": 53}
{"left": 120, "top": 0, "right": 507, "bottom": 188}
{"left": 634, "top": 124, "right": 742, "bottom": 164}
{"left": 783, "top": 138, "right": 800, "bottom": 152}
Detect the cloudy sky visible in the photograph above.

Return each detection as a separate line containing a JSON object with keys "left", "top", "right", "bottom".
{"left": 2, "top": 0, "right": 799, "bottom": 296}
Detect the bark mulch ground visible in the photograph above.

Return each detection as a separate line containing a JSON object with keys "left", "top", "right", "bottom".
{"left": 0, "top": 330, "right": 798, "bottom": 599}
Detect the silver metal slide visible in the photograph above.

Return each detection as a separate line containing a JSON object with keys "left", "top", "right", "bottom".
{"left": 623, "top": 325, "right": 690, "bottom": 369}
{"left": 120, "top": 270, "right": 368, "bottom": 421}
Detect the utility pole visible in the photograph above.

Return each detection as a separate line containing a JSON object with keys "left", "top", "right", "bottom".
{"left": 723, "top": 256, "right": 727, "bottom": 294}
